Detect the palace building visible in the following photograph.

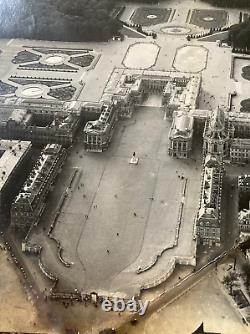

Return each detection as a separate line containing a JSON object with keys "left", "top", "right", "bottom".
{"left": 203, "top": 107, "right": 233, "bottom": 158}
{"left": 196, "top": 154, "right": 224, "bottom": 247}
{"left": 83, "top": 102, "right": 118, "bottom": 152}
{"left": 168, "top": 108, "right": 194, "bottom": 158}
{"left": 0, "top": 97, "right": 81, "bottom": 146}
{"left": 11, "top": 144, "right": 67, "bottom": 231}
{"left": 2, "top": 68, "right": 250, "bottom": 247}
{"left": 0, "top": 139, "right": 32, "bottom": 223}
{"left": 82, "top": 68, "right": 202, "bottom": 155}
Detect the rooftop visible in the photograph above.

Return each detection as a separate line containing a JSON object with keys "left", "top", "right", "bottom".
{"left": 15, "top": 144, "right": 63, "bottom": 204}
{"left": 0, "top": 139, "right": 32, "bottom": 192}
{"left": 170, "top": 111, "right": 194, "bottom": 138}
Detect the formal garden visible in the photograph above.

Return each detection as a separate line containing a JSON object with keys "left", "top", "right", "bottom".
{"left": 240, "top": 99, "right": 250, "bottom": 113}
{"left": 190, "top": 9, "right": 228, "bottom": 29}
{"left": 48, "top": 85, "right": 76, "bottom": 101}
{"left": 131, "top": 7, "right": 172, "bottom": 26}
{"left": 12, "top": 50, "right": 41, "bottom": 64}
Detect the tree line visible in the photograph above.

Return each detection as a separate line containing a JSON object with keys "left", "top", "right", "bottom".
{"left": 228, "top": 20, "right": 250, "bottom": 49}
{"left": 201, "top": 0, "right": 250, "bottom": 8}
{"left": 200, "top": 0, "right": 250, "bottom": 49}
{"left": 0, "top": 0, "right": 122, "bottom": 41}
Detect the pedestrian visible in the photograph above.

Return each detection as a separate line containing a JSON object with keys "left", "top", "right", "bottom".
{"left": 107, "top": 249, "right": 110, "bottom": 254}
{"left": 117, "top": 232, "right": 119, "bottom": 236}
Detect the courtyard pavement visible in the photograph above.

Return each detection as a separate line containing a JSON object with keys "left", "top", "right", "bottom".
{"left": 29, "top": 105, "right": 199, "bottom": 296}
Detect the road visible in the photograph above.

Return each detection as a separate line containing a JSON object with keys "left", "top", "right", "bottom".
{"left": 116, "top": 248, "right": 236, "bottom": 333}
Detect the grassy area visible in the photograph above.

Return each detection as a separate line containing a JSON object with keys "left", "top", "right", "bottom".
{"left": 241, "top": 99, "right": 250, "bottom": 113}
{"left": 190, "top": 9, "right": 228, "bottom": 29}
{"left": 242, "top": 66, "right": 250, "bottom": 81}
{"left": 131, "top": 7, "right": 172, "bottom": 26}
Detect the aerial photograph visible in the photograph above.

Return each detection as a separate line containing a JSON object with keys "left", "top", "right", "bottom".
{"left": 0, "top": 0, "right": 250, "bottom": 333}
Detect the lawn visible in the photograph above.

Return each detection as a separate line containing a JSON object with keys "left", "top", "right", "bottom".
{"left": 131, "top": 7, "right": 172, "bottom": 26}
{"left": 190, "top": 9, "right": 228, "bottom": 29}
{"left": 241, "top": 99, "right": 250, "bottom": 112}
{"left": 242, "top": 65, "right": 250, "bottom": 81}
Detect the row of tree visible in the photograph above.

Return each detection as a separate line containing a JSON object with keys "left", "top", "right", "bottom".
{"left": 201, "top": 0, "right": 250, "bottom": 8}
{"left": 201, "top": 0, "right": 250, "bottom": 49}
{"left": 228, "top": 20, "right": 250, "bottom": 49}
{"left": 0, "top": 0, "right": 122, "bottom": 41}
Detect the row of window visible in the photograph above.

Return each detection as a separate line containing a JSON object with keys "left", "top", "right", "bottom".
{"left": 172, "top": 141, "right": 188, "bottom": 150}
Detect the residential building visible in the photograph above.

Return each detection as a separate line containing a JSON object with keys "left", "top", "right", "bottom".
{"left": 230, "top": 138, "right": 250, "bottom": 163}
{"left": 82, "top": 68, "right": 202, "bottom": 154}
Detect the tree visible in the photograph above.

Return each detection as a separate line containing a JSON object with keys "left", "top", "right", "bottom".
{"left": 201, "top": 0, "right": 250, "bottom": 8}
{"left": 0, "top": 0, "right": 121, "bottom": 42}
{"left": 242, "top": 263, "right": 250, "bottom": 288}
{"left": 228, "top": 21, "right": 250, "bottom": 49}
{"left": 223, "top": 271, "right": 239, "bottom": 295}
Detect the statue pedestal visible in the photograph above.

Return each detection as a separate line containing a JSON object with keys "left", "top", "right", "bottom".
{"left": 129, "top": 157, "right": 139, "bottom": 165}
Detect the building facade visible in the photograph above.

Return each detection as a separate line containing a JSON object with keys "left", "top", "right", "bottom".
{"left": 196, "top": 154, "right": 224, "bottom": 247}
{"left": 0, "top": 140, "right": 32, "bottom": 223}
{"left": 11, "top": 144, "right": 67, "bottom": 231}
{"left": 82, "top": 68, "right": 202, "bottom": 155}
{"left": 83, "top": 102, "right": 118, "bottom": 152}
{"left": 0, "top": 98, "right": 80, "bottom": 146}
{"left": 238, "top": 175, "right": 250, "bottom": 193}
{"left": 168, "top": 109, "right": 194, "bottom": 158}
{"left": 203, "top": 107, "right": 233, "bottom": 158}
{"left": 238, "top": 206, "right": 250, "bottom": 233}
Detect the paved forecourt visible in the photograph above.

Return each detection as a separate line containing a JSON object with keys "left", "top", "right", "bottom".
{"left": 28, "top": 105, "right": 198, "bottom": 297}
